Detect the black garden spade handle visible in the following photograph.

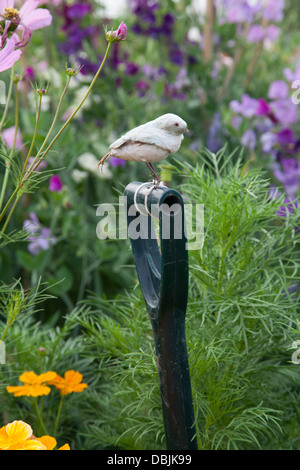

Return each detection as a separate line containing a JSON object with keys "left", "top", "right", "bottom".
{"left": 124, "top": 181, "right": 198, "bottom": 451}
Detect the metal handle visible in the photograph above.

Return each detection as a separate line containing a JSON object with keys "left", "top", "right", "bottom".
{"left": 124, "top": 181, "right": 198, "bottom": 450}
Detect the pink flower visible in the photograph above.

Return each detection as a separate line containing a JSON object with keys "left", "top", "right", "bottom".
{"left": 268, "top": 80, "right": 289, "bottom": 100}
{"left": 0, "top": 37, "right": 22, "bottom": 72}
{"left": 105, "top": 21, "right": 127, "bottom": 43}
{"left": 0, "top": 0, "right": 52, "bottom": 48}
{"left": 247, "top": 24, "right": 281, "bottom": 43}
{"left": 49, "top": 175, "right": 63, "bottom": 192}
{"left": 247, "top": 24, "right": 265, "bottom": 43}
{"left": 262, "top": 0, "right": 285, "bottom": 23}
{"left": 26, "top": 156, "right": 48, "bottom": 171}
{"left": 2, "top": 126, "right": 23, "bottom": 149}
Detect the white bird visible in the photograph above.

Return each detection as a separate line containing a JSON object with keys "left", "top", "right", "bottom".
{"left": 97, "top": 113, "right": 188, "bottom": 183}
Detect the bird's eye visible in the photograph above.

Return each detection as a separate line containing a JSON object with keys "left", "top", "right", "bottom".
{"left": 174, "top": 123, "right": 179, "bottom": 127}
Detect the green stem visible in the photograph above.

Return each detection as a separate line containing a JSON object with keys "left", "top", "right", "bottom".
{"left": 26, "top": 74, "right": 72, "bottom": 174}
{"left": 20, "top": 93, "right": 43, "bottom": 181}
{"left": 0, "top": 65, "right": 15, "bottom": 134}
{"left": 0, "top": 95, "right": 43, "bottom": 235}
{"left": 1, "top": 321, "right": 10, "bottom": 342}
{"left": 0, "top": 41, "right": 112, "bottom": 224}
{"left": 34, "top": 397, "right": 48, "bottom": 435}
{"left": 27, "top": 41, "right": 112, "bottom": 175}
{"left": 0, "top": 81, "right": 19, "bottom": 211}
{"left": 0, "top": 42, "right": 112, "bottom": 221}
{"left": 53, "top": 395, "right": 64, "bottom": 438}
{"left": 1, "top": 194, "right": 19, "bottom": 235}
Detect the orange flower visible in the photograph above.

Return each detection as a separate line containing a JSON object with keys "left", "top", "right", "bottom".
{"left": 0, "top": 421, "right": 70, "bottom": 450}
{"left": 36, "top": 435, "right": 70, "bottom": 450}
{"left": 6, "top": 371, "right": 57, "bottom": 397}
{"left": 49, "top": 370, "right": 88, "bottom": 396}
{"left": 0, "top": 421, "right": 47, "bottom": 450}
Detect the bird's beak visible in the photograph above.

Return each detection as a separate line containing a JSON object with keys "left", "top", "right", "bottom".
{"left": 185, "top": 128, "right": 189, "bottom": 133}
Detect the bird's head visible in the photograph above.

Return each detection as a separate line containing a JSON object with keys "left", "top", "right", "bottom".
{"left": 154, "top": 113, "right": 188, "bottom": 136}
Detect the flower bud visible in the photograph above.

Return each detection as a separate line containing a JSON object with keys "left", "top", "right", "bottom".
{"left": 105, "top": 21, "right": 127, "bottom": 43}
{"left": 65, "top": 65, "right": 83, "bottom": 77}
{"left": 36, "top": 88, "right": 47, "bottom": 96}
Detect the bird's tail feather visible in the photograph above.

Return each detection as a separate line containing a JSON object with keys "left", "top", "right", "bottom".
{"left": 97, "top": 152, "right": 110, "bottom": 170}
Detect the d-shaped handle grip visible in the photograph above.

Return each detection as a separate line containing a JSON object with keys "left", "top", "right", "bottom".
{"left": 124, "top": 182, "right": 197, "bottom": 450}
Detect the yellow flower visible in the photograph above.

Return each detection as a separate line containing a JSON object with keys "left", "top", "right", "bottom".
{"left": 6, "top": 371, "right": 57, "bottom": 397}
{"left": 36, "top": 435, "right": 70, "bottom": 450}
{"left": 49, "top": 370, "right": 88, "bottom": 396}
{"left": 0, "top": 421, "right": 47, "bottom": 450}
{"left": 0, "top": 421, "right": 70, "bottom": 450}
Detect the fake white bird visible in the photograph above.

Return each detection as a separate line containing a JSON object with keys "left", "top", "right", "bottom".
{"left": 97, "top": 113, "right": 188, "bottom": 183}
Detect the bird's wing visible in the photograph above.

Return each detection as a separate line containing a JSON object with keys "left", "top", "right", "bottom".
{"left": 109, "top": 126, "right": 171, "bottom": 151}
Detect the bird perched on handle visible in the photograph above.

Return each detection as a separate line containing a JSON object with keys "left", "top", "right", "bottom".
{"left": 97, "top": 113, "right": 188, "bottom": 184}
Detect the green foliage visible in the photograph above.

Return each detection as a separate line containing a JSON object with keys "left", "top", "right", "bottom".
{"left": 30, "top": 150, "right": 298, "bottom": 451}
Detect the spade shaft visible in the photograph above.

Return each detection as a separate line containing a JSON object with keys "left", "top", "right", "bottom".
{"left": 124, "top": 181, "right": 197, "bottom": 451}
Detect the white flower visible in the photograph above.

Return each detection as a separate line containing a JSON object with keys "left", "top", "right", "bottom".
{"left": 77, "top": 152, "right": 99, "bottom": 171}
{"left": 71, "top": 169, "right": 88, "bottom": 183}
{"left": 187, "top": 26, "right": 202, "bottom": 44}
{"left": 77, "top": 152, "right": 112, "bottom": 179}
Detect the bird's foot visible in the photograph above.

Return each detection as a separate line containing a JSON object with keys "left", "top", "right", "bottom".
{"left": 97, "top": 152, "right": 110, "bottom": 171}
{"left": 148, "top": 178, "right": 162, "bottom": 189}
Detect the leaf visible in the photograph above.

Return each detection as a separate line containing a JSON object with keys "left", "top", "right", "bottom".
{"left": 16, "top": 249, "right": 51, "bottom": 271}
{"left": 47, "top": 266, "right": 74, "bottom": 295}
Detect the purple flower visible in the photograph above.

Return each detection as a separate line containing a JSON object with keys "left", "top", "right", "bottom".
{"left": 160, "top": 13, "right": 174, "bottom": 35}
{"left": 241, "top": 129, "right": 256, "bottom": 151}
{"left": 49, "top": 175, "right": 63, "bottom": 192}
{"left": 283, "top": 65, "right": 300, "bottom": 83}
{"left": 231, "top": 115, "right": 243, "bottom": 130}
{"left": 169, "top": 44, "right": 184, "bottom": 66}
{"left": 142, "top": 64, "right": 167, "bottom": 80}
{"left": 23, "top": 213, "right": 56, "bottom": 255}
{"left": 135, "top": 79, "right": 150, "bottom": 97}
{"left": 207, "top": 112, "right": 223, "bottom": 152}
{"left": 247, "top": 24, "right": 281, "bottom": 43}
{"left": 67, "top": 3, "right": 92, "bottom": 19}
{"left": 109, "top": 157, "right": 126, "bottom": 167}
{"left": 0, "top": 38, "right": 22, "bottom": 73}
{"left": 230, "top": 94, "right": 258, "bottom": 118}
{"left": 130, "top": 0, "right": 158, "bottom": 23}
{"left": 220, "top": 0, "right": 258, "bottom": 24}
{"left": 2, "top": 126, "right": 23, "bottom": 149}
{"left": 262, "top": 0, "right": 285, "bottom": 22}
{"left": 247, "top": 24, "right": 265, "bottom": 43}
{"left": 24, "top": 66, "right": 35, "bottom": 81}
{"left": 268, "top": 80, "right": 289, "bottom": 100}
{"left": 23, "top": 212, "right": 40, "bottom": 235}
{"left": 268, "top": 186, "right": 298, "bottom": 217}
{"left": 265, "top": 25, "right": 280, "bottom": 42}
{"left": 255, "top": 98, "right": 279, "bottom": 124}
{"left": 270, "top": 99, "right": 299, "bottom": 125}
{"left": 26, "top": 157, "right": 48, "bottom": 172}
{"left": 75, "top": 55, "right": 99, "bottom": 75}
{"left": 260, "top": 131, "right": 277, "bottom": 152}
{"left": 255, "top": 98, "right": 271, "bottom": 117}
{"left": 277, "top": 196, "right": 298, "bottom": 217}
{"left": 125, "top": 62, "right": 139, "bottom": 75}
{"left": 277, "top": 128, "right": 295, "bottom": 146}
{"left": 272, "top": 157, "right": 300, "bottom": 196}
{"left": 276, "top": 129, "right": 300, "bottom": 155}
